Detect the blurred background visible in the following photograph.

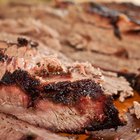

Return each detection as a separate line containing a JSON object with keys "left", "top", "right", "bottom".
{"left": 0, "top": 0, "right": 139, "bottom": 5}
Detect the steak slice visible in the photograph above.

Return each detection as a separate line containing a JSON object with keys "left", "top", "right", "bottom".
{"left": 0, "top": 113, "right": 74, "bottom": 140}
{"left": 0, "top": 40, "right": 123, "bottom": 133}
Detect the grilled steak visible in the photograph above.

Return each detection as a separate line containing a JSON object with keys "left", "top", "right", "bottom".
{"left": 0, "top": 39, "right": 122, "bottom": 133}
{"left": 0, "top": 113, "right": 73, "bottom": 140}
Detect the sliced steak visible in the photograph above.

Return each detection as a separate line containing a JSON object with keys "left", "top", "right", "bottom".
{"left": 37, "top": 2, "right": 139, "bottom": 92}
{"left": 0, "top": 113, "right": 73, "bottom": 140}
{"left": 0, "top": 40, "right": 123, "bottom": 133}
{"left": 0, "top": 2, "right": 139, "bottom": 92}
{"left": 0, "top": 37, "right": 134, "bottom": 101}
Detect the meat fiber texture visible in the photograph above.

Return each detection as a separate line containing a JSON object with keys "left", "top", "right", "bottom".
{"left": 0, "top": 1, "right": 139, "bottom": 136}
{"left": 0, "top": 38, "right": 123, "bottom": 133}
{"left": 0, "top": 113, "right": 74, "bottom": 140}
{"left": 0, "top": 1, "right": 137, "bottom": 96}
{"left": 129, "top": 101, "right": 140, "bottom": 119}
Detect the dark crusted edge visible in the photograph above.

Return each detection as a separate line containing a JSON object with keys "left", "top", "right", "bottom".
{"left": 85, "top": 2, "right": 140, "bottom": 40}
{"left": 47, "top": 98, "right": 123, "bottom": 134}
{"left": 42, "top": 79, "right": 103, "bottom": 105}
{"left": 87, "top": 97, "right": 123, "bottom": 131}
{"left": 20, "top": 135, "right": 37, "bottom": 140}
{"left": 1, "top": 69, "right": 103, "bottom": 105}
{"left": 0, "top": 69, "right": 123, "bottom": 133}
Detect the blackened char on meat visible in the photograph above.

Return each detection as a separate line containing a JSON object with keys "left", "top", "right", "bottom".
{"left": 29, "top": 1, "right": 139, "bottom": 92}
{"left": 0, "top": 39, "right": 123, "bottom": 133}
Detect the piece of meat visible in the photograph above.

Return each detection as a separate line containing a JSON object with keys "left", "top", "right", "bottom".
{"left": 0, "top": 39, "right": 123, "bottom": 133}
{"left": 33, "top": 2, "right": 139, "bottom": 92}
{"left": 101, "top": 71, "right": 133, "bottom": 102}
{"left": 0, "top": 17, "right": 62, "bottom": 51}
{"left": 67, "top": 62, "right": 133, "bottom": 102}
{"left": 102, "top": 2, "right": 140, "bottom": 21}
{"left": 129, "top": 101, "right": 140, "bottom": 119}
{"left": 0, "top": 2, "right": 139, "bottom": 73}
{"left": 0, "top": 113, "right": 73, "bottom": 140}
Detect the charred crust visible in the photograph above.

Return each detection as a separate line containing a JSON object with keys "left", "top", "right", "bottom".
{"left": 20, "top": 135, "right": 36, "bottom": 140}
{"left": 88, "top": 2, "right": 117, "bottom": 17}
{"left": 43, "top": 79, "right": 103, "bottom": 105}
{"left": 110, "top": 16, "right": 122, "bottom": 40}
{"left": 134, "top": 74, "right": 140, "bottom": 92}
{"left": 1, "top": 70, "right": 103, "bottom": 106}
{"left": 88, "top": 2, "right": 122, "bottom": 40}
{"left": 17, "top": 37, "right": 28, "bottom": 47}
{"left": 1, "top": 71, "right": 15, "bottom": 85}
{"left": 1, "top": 69, "right": 40, "bottom": 106}
{"left": 102, "top": 98, "right": 123, "bottom": 128}
{"left": 0, "top": 70, "right": 123, "bottom": 131}
{"left": 1, "top": 69, "right": 104, "bottom": 106}
{"left": 17, "top": 37, "right": 39, "bottom": 48}
{"left": 50, "top": 97, "right": 123, "bottom": 133}
{"left": 84, "top": 98, "right": 123, "bottom": 132}
{"left": 12, "top": 70, "right": 40, "bottom": 96}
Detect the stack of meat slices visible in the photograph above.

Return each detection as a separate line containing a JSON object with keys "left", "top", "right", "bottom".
{"left": 0, "top": 113, "right": 74, "bottom": 140}
{"left": 0, "top": 38, "right": 123, "bottom": 137}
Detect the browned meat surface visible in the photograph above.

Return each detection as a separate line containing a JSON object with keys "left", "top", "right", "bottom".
{"left": 102, "top": 2, "right": 140, "bottom": 20}
{"left": 0, "top": 37, "right": 133, "bottom": 102}
{"left": 0, "top": 39, "right": 123, "bottom": 133}
{"left": 0, "top": 2, "right": 139, "bottom": 74}
{"left": 129, "top": 101, "right": 140, "bottom": 119}
{"left": 85, "top": 113, "right": 140, "bottom": 140}
{"left": 0, "top": 113, "right": 73, "bottom": 140}
{"left": 54, "top": 2, "right": 140, "bottom": 92}
{"left": 0, "top": 2, "right": 139, "bottom": 138}
{"left": 3, "top": 1, "right": 137, "bottom": 93}
{"left": 101, "top": 71, "right": 133, "bottom": 102}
